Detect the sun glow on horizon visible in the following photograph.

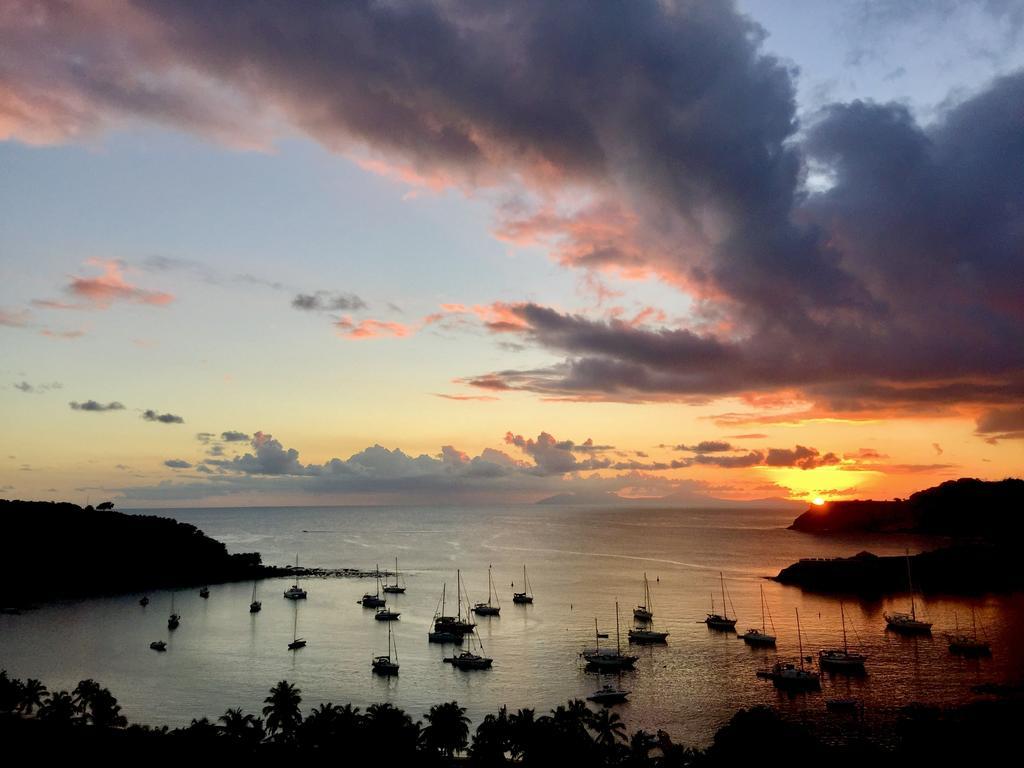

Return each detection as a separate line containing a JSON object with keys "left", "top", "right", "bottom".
{"left": 812, "top": 496, "right": 825, "bottom": 506}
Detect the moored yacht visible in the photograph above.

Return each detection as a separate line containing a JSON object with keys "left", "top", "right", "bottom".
{"left": 382, "top": 557, "right": 406, "bottom": 594}
{"left": 757, "top": 608, "right": 820, "bottom": 691}
{"left": 582, "top": 604, "right": 638, "bottom": 670}
{"left": 884, "top": 551, "right": 931, "bottom": 634}
{"left": 444, "top": 628, "right": 493, "bottom": 669}
{"left": 512, "top": 564, "right": 534, "bottom": 604}
{"left": 433, "top": 571, "right": 476, "bottom": 635}
{"left": 587, "top": 683, "right": 630, "bottom": 705}
{"left": 740, "top": 584, "right": 777, "bottom": 647}
{"left": 360, "top": 566, "right": 386, "bottom": 608}
{"left": 947, "top": 608, "right": 991, "bottom": 657}
{"left": 372, "top": 623, "right": 400, "bottom": 675}
{"left": 818, "top": 602, "right": 867, "bottom": 671}
{"left": 705, "top": 572, "right": 737, "bottom": 630}
{"left": 149, "top": 640, "right": 167, "bottom": 651}
{"left": 283, "top": 554, "right": 308, "bottom": 600}
{"left": 167, "top": 592, "right": 180, "bottom": 630}
{"left": 428, "top": 583, "right": 465, "bottom": 643}
{"left": 472, "top": 565, "right": 501, "bottom": 616}
{"left": 632, "top": 572, "right": 654, "bottom": 622}
{"left": 628, "top": 574, "right": 668, "bottom": 644}
{"left": 374, "top": 607, "right": 401, "bottom": 621}
{"left": 249, "top": 581, "right": 262, "bottom": 613}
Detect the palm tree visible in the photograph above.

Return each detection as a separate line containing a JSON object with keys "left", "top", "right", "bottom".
{"left": 72, "top": 678, "right": 102, "bottom": 714}
{"left": 590, "top": 707, "right": 627, "bottom": 751}
{"left": 18, "top": 678, "right": 48, "bottom": 714}
{"left": 365, "top": 702, "right": 420, "bottom": 758}
{"left": 0, "top": 671, "right": 24, "bottom": 714}
{"left": 38, "top": 690, "right": 77, "bottom": 724}
{"left": 422, "top": 701, "right": 471, "bottom": 758}
{"left": 219, "top": 707, "right": 264, "bottom": 747}
{"left": 508, "top": 708, "right": 536, "bottom": 762}
{"left": 469, "top": 708, "right": 510, "bottom": 766}
{"left": 262, "top": 680, "right": 303, "bottom": 741}
{"left": 626, "top": 729, "right": 657, "bottom": 766}
{"left": 299, "top": 702, "right": 345, "bottom": 748}
{"left": 83, "top": 686, "right": 127, "bottom": 728}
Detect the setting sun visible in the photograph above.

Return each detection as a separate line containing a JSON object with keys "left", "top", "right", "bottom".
{"left": 812, "top": 497, "right": 825, "bottom": 506}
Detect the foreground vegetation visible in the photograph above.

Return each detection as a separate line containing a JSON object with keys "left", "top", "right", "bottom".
{"left": 2, "top": 670, "right": 1022, "bottom": 765}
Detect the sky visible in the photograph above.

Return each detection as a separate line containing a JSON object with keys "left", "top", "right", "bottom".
{"left": 1, "top": 0, "right": 1022, "bottom": 508}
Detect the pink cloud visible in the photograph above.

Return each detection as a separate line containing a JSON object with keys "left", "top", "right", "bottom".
{"left": 334, "top": 316, "right": 412, "bottom": 340}
{"left": 35, "top": 259, "right": 173, "bottom": 311}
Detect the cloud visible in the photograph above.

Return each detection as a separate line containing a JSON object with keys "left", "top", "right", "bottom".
{"left": 673, "top": 441, "right": 734, "bottom": 453}
{"left": 503, "top": 431, "right": 613, "bottom": 475}
{"left": 13, "top": 381, "right": 62, "bottom": 394}
{"left": 142, "top": 409, "right": 184, "bottom": 424}
{"left": 220, "top": 430, "right": 250, "bottom": 442}
{"left": 843, "top": 448, "right": 888, "bottom": 460}
{"left": 334, "top": 317, "right": 412, "bottom": 340}
{"left": 292, "top": 291, "right": 367, "bottom": 312}
{"left": 0, "top": 308, "right": 31, "bottom": 327}
{"left": 1, "top": 2, "right": 1021, "bottom": 419}
{"left": 164, "top": 459, "right": 192, "bottom": 469}
{"left": 69, "top": 400, "right": 125, "bottom": 412}
{"left": 975, "top": 406, "right": 1024, "bottom": 442}
{"left": 434, "top": 393, "right": 500, "bottom": 402}
{"left": 34, "top": 259, "right": 173, "bottom": 310}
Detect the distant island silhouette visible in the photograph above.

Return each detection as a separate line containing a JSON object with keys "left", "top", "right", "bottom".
{"left": 777, "top": 479, "right": 1024, "bottom": 595}
{"left": 0, "top": 499, "right": 283, "bottom": 608}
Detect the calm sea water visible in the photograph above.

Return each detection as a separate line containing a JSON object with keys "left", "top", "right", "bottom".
{"left": 2, "top": 504, "right": 1022, "bottom": 746}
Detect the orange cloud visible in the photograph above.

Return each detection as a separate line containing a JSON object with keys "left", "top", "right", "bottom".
{"left": 35, "top": 259, "right": 173, "bottom": 310}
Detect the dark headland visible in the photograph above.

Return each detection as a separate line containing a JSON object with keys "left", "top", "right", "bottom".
{"left": 0, "top": 499, "right": 284, "bottom": 607}
{"left": 776, "top": 478, "right": 1024, "bottom": 594}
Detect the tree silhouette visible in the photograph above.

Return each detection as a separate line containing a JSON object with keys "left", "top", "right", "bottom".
{"left": 262, "top": 681, "right": 302, "bottom": 741}
{"left": 219, "top": 707, "right": 264, "bottom": 748}
{"left": 18, "top": 678, "right": 48, "bottom": 715}
{"left": 37, "top": 691, "right": 77, "bottom": 724}
{"left": 72, "top": 679, "right": 102, "bottom": 715}
{"left": 422, "top": 701, "right": 471, "bottom": 758}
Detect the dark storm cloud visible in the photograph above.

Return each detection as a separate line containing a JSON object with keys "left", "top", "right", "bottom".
{"left": 70, "top": 400, "right": 125, "bottom": 412}
{"left": 291, "top": 292, "right": 367, "bottom": 312}
{"left": 975, "top": 406, "right": 1024, "bottom": 441}
{"left": 2, "top": 1, "right": 1021, "bottom": 415}
{"left": 142, "top": 409, "right": 184, "bottom": 424}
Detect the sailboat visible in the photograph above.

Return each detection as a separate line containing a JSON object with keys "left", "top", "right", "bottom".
{"left": 632, "top": 572, "right": 654, "bottom": 622}
{"left": 883, "top": 551, "right": 932, "bottom": 634}
{"left": 444, "top": 626, "right": 493, "bottom": 669}
{"left": 382, "top": 557, "right": 406, "bottom": 594}
{"left": 149, "top": 640, "right": 167, "bottom": 651}
{"left": 283, "top": 554, "right": 308, "bottom": 600}
{"left": 287, "top": 600, "right": 306, "bottom": 650}
{"left": 819, "top": 602, "right": 867, "bottom": 670}
{"left": 705, "top": 572, "right": 738, "bottom": 630}
{"left": 167, "top": 592, "right": 180, "bottom": 630}
{"left": 629, "top": 574, "right": 669, "bottom": 644}
{"left": 139, "top": 595, "right": 150, "bottom": 607}
{"left": 360, "top": 566, "right": 386, "bottom": 608}
{"left": 512, "top": 564, "right": 534, "bottom": 604}
{"left": 582, "top": 603, "right": 639, "bottom": 670}
{"left": 741, "top": 584, "right": 777, "bottom": 647}
{"left": 947, "top": 608, "right": 991, "bottom": 657}
{"left": 433, "top": 570, "right": 476, "bottom": 635}
{"left": 758, "top": 608, "right": 820, "bottom": 691}
{"left": 428, "top": 583, "right": 465, "bottom": 644}
{"left": 249, "top": 581, "right": 262, "bottom": 613}
{"left": 473, "top": 564, "right": 501, "bottom": 616}
{"left": 372, "top": 622, "right": 400, "bottom": 675}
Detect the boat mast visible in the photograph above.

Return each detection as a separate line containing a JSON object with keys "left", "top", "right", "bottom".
{"left": 720, "top": 572, "right": 728, "bottom": 619}
{"left": 841, "top": 602, "right": 849, "bottom": 653}
{"left": 594, "top": 617, "right": 600, "bottom": 651}
{"left": 905, "top": 550, "right": 917, "bottom": 620}
{"left": 796, "top": 608, "right": 805, "bottom": 670}
{"left": 615, "top": 601, "right": 622, "bottom": 654}
{"left": 394, "top": 557, "right": 399, "bottom": 588}
{"left": 441, "top": 582, "right": 446, "bottom": 617}
{"left": 457, "top": 569, "right": 462, "bottom": 622}
{"left": 760, "top": 584, "right": 766, "bottom": 633}
{"left": 488, "top": 564, "right": 493, "bottom": 606}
